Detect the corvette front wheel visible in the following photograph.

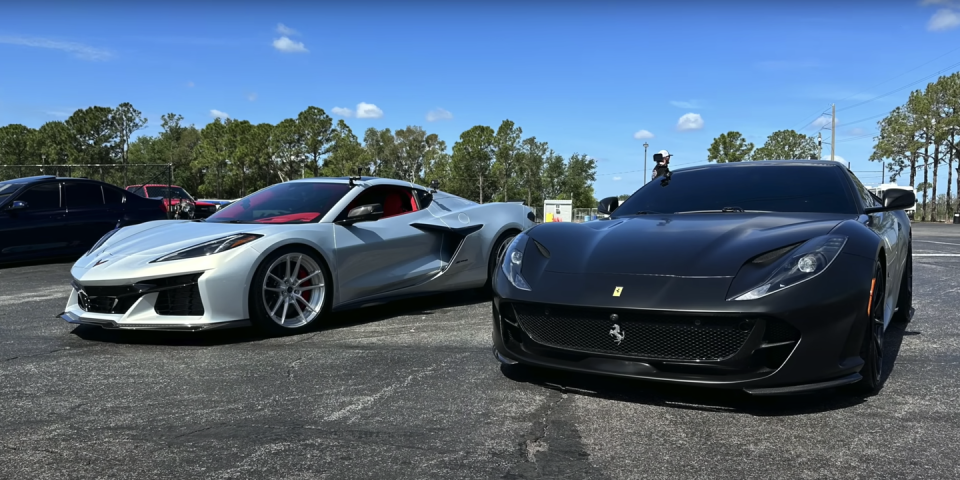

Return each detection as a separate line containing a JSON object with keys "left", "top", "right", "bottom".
{"left": 250, "top": 247, "right": 331, "bottom": 336}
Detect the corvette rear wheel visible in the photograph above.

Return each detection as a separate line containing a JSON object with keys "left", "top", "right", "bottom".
{"left": 250, "top": 247, "right": 330, "bottom": 335}
{"left": 850, "top": 261, "right": 885, "bottom": 394}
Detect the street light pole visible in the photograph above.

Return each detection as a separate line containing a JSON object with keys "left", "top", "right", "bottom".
{"left": 643, "top": 142, "right": 649, "bottom": 183}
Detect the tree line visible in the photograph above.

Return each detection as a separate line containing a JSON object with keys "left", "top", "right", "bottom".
{"left": 0, "top": 104, "right": 599, "bottom": 208}
{"left": 702, "top": 72, "right": 960, "bottom": 222}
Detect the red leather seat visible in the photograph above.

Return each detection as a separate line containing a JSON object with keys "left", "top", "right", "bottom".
{"left": 383, "top": 194, "right": 404, "bottom": 218}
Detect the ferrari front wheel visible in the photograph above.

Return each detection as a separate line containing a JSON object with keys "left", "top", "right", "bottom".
{"left": 250, "top": 247, "right": 330, "bottom": 336}
{"left": 849, "top": 261, "right": 886, "bottom": 395}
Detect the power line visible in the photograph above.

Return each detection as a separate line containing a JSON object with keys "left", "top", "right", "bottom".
{"left": 836, "top": 59, "right": 960, "bottom": 113}
{"left": 834, "top": 44, "right": 960, "bottom": 105}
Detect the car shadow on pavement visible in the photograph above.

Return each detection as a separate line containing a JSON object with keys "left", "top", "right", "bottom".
{"left": 70, "top": 288, "right": 492, "bottom": 347}
{"left": 499, "top": 320, "right": 915, "bottom": 416}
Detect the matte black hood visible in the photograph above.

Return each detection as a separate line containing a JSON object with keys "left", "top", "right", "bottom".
{"left": 527, "top": 213, "right": 853, "bottom": 277}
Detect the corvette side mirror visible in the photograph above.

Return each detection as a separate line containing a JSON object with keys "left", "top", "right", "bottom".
{"left": 597, "top": 196, "right": 619, "bottom": 215}
{"left": 339, "top": 203, "right": 384, "bottom": 225}
{"left": 420, "top": 192, "right": 434, "bottom": 209}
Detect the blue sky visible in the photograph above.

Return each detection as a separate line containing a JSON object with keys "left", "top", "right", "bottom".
{"left": 2, "top": 0, "right": 960, "bottom": 199}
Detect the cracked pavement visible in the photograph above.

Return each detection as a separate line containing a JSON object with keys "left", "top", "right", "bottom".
{"left": 1, "top": 224, "right": 959, "bottom": 479}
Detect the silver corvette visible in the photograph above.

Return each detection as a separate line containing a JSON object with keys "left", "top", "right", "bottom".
{"left": 59, "top": 176, "right": 535, "bottom": 335}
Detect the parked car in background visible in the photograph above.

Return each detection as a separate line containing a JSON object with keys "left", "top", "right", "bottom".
{"left": 125, "top": 184, "right": 219, "bottom": 219}
{"left": 197, "top": 198, "right": 239, "bottom": 212}
{"left": 0, "top": 176, "right": 167, "bottom": 265}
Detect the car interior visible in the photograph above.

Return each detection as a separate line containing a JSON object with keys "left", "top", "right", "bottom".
{"left": 343, "top": 185, "right": 419, "bottom": 220}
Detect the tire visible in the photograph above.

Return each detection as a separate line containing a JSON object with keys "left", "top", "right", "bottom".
{"left": 248, "top": 246, "right": 331, "bottom": 336}
{"left": 484, "top": 230, "right": 518, "bottom": 293}
{"left": 849, "top": 260, "right": 886, "bottom": 395}
{"left": 893, "top": 241, "right": 913, "bottom": 323}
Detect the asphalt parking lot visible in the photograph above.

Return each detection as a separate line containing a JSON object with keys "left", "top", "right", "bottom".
{"left": 1, "top": 223, "right": 958, "bottom": 480}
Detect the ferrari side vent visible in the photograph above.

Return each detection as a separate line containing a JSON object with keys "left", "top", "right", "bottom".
{"left": 750, "top": 243, "right": 801, "bottom": 266}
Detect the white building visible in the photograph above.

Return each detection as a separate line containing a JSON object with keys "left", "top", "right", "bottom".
{"left": 543, "top": 199, "right": 572, "bottom": 222}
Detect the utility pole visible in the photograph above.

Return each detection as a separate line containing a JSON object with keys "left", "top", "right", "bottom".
{"left": 830, "top": 103, "right": 836, "bottom": 161}
{"left": 643, "top": 142, "right": 649, "bottom": 183}
{"left": 817, "top": 132, "right": 822, "bottom": 160}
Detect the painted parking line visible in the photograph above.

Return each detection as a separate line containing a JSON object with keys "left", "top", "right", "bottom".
{"left": 913, "top": 254, "right": 960, "bottom": 257}
{"left": 915, "top": 240, "right": 960, "bottom": 247}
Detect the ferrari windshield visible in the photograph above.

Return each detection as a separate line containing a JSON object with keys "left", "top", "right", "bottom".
{"left": 615, "top": 164, "right": 859, "bottom": 216}
{"left": 206, "top": 181, "right": 351, "bottom": 224}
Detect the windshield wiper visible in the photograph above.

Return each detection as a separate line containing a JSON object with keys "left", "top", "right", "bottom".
{"left": 676, "top": 207, "right": 772, "bottom": 214}
{"left": 634, "top": 210, "right": 667, "bottom": 215}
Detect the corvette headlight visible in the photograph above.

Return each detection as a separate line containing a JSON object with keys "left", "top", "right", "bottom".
{"left": 86, "top": 228, "right": 120, "bottom": 256}
{"left": 500, "top": 233, "right": 531, "bottom": 291}
{"left": 151, "top": 233, "right": 263, "bottom": 263}
{"left": 731, "top": 234, "right": 847, "bottom": 301}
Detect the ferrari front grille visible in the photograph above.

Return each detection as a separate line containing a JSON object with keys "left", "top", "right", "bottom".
{"left": 511, "top": 303, "right": 756, "bottom": 361}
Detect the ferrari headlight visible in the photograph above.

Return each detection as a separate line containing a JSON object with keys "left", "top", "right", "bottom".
{"left": 500, "top": 233, "right": 531, "bottom": 291}
{"left": 731, "top": 235, "right": 847, "bottom": 301}
{"left": 86, "top": 227, "right": 120, "bottom": 256}
{"left": 151, "top": 233, "right": 263, "bottom": 263}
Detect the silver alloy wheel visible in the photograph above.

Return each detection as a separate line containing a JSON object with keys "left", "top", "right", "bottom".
{"left": 261, "top": 253, "right": 325, "bottom": 328}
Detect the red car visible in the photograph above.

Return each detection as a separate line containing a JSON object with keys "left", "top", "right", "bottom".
{"left": 125, "top": 184, "right": 219, "bottom": 219}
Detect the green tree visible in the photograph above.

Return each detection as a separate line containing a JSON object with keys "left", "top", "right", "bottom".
{"left": 65, "top": 106, "right": 115, "bottom": 164}
{"left": 324, "top": 120, "right": 368, "bottom": 177}
{"left": 450, "top": 125, "right": 495, "bottom": 202}
{"left": 109, "top": 102, "right": 147, "bottom": 184}
{"left": 707, "top": 131, "right": 754, "bottom": 163}
{"left": 541, "top": 150, "right": 567, "bottom": 201}
{"left": 196, "top": 118, "right": 229, "bottom": 197}
{"left": 518, "top": 136, "right": 548, "bottom": 207}
{"left": 297, "top": 106, "right": 334, "bottom": 177}
{"left": 0, "top": 124, "right": 38, "bottom": 165}
{"left": 36, "top": 121, "right": 73, "bottom": 166}
{"left": 271, "top": 118, "right": 305, "bottom": 181}
{"left": 492, "top": 119, "right": 522, "bottom": 202}
{"left": 565, "top": 153, "right": 598, "bottom": 208}
{"left": 752, "top": 130, "right": 819, "bottom": 161}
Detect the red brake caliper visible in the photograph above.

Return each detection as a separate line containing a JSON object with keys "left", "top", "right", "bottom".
{"left": 298, "top": 267, "right": 311, "bottom": 302}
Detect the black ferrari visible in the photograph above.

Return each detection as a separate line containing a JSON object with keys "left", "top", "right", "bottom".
{"left": 491, "top": 160, "right": 915, "bottom": 395}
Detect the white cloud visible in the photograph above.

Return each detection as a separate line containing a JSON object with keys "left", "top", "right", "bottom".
{"left": 0, "top": 35, "right": 112, "bottom": 61}
{"left": 331, "top": 107, "right": 354, "bottom": 117}
{"left": 426, "top": 108, "right": 453, "bottom": 122}
{"left": 613, "top": 176, "right": 622, "bottom": 181}
{"left": 811, "top": 115, "right": 837, "bottom": 129}
{"left": 247, "top": 93, "right": 257, "bottom": 101}
{"left": 676, "top": 113, "right": 704, "bottom": 131}
{"left": 356, "top": 102, "right": 383, "bottom": 119}
{"left": 928, "top": 9, "right": 960, "bottom": 31}
{"left": 670, "top": 100, "right": 700, "bottom": 109}
{"left": 209, "top": 109, "right": 229, "bottom": 119}
{"left": 272, "top": 36, "right": 308, "bottom": 53}
{"left": 633, "top": 129, "right": 655, "bottom": 140}
{"left": 276, "top": 23, "right": 299, "bottom": 36}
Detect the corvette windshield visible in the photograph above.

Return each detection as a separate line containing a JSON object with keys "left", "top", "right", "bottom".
{"left": 615, "top": 164, "right": 858, "bottom": 216}
{"left": 206, "top": 182, "right": 351, "bottom": 224}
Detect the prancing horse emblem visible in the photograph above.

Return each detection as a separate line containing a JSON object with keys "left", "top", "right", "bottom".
{"left": 609, "top": 324, "right": 625, "bottom": 345}
{"left": 613, "top": 286, "right": 623, "bottom": 297}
